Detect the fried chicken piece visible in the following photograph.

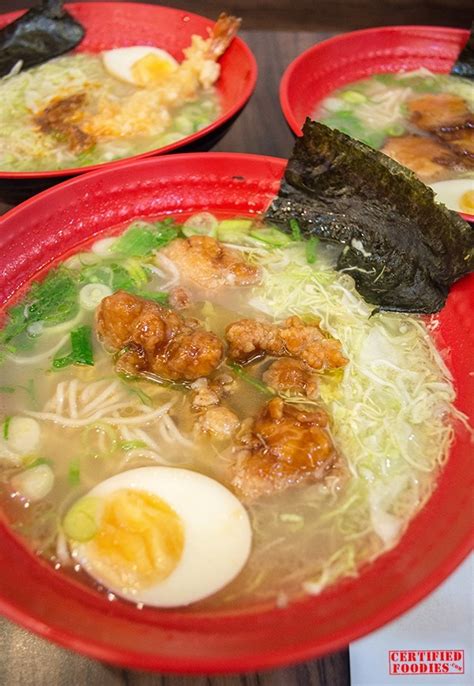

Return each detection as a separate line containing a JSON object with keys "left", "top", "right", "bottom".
{"left": 34, "top": 93, "right": 95, "bottom": 153}
{"left": 161, "top": 235, "right": 261, "bottom": 290}
{"left": 381, "top": 134, "right": 469, "bottom": 182}
{"left": 96, "top": 290, "right": 223, "bottom": 381}
{"left": 263, "top": 358, "right": 319, "bottom": 398}
{"left": 232, "top": 397, "right": 338, "bottom": 499}
{"left": 225, "top": 316, "right": 347, "bottom": 370}
{"left": 168, "top": 286, "right": 192, "bottom": 309}
{"left": 407, "top": 93, "right": 474, "bottom": 163}
{"left": 197, "top": 406, "right": 240, "bottom": 438}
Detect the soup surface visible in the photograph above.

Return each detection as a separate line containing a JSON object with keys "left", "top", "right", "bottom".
{"left": 316, "top": 69, "right": 474, "bottom": 213}
{"left": 0, "top": 214, "right": 462, "bottom": 609}
{"left": 0, "top": 51, "right": 219, "bottom": 172}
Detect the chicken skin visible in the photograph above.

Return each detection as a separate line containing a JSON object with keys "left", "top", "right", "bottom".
{"left": 232, "top": 397, "right": 338, "bottom": 499}
{"left": 161, "top": 235, "right": 261, "bottom": 290}
{"left": 96, "top": 290, "right": 224, "bottom": 381}
{"left": 225, "top": 316, "right": 347, "bottom": 370}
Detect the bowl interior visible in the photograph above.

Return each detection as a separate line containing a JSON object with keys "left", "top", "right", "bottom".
{"left": 0, "top": 153, "right": 472, "bottom": 673}
{"left": 280, "top": 26, "right": 469, "bottom": 133}
{"left": 0, "top": 2, "right": 256, "bottom": 179}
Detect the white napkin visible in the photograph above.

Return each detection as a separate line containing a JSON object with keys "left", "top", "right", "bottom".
{"left": 350, "top": 554, "right": 472, "bottom": 685}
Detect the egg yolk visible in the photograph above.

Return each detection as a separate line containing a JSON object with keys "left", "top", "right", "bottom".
{"left": 460, "top": 189, "right": 474, "bottom": 214}
{"left": 86, "top": 489, "right": 184, "bottom": 591}
{"left": 131, "top": 54, "right": 176, "bottom": 86}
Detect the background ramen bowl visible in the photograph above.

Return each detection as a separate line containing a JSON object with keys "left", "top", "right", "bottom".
{"left": 279, "top": 26, "right": 474, "bottom": 223}
{"left": 0, "top": 2, "right": 257, "bottom": 204}
{"left": 0, "top": 152, "right": 472, "bottom": 673}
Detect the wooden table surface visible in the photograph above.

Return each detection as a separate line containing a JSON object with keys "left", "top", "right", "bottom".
{"left": 0, "top": 29, "right": 351, "bottom": 686}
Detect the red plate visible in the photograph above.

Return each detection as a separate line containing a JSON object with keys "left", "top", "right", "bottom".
{"left": 0, "top": 3, "right": 257, "bottom": 203}
{"left": 279, "top": 26, "right": 473, "bottom": 222}
{"left": 0, "top": 153, "right": 472, "bottom": 673}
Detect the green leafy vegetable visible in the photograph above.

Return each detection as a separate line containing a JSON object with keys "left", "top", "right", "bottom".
{"left": 134, "top": 290, "right": 169, "bottom": 305}
{"left": 228, "top": 362, "right": 274, "bottom": 396}
{"left": 0, "top": 386, "right": 15, "bottom": 394}
{"left": 266, "top": 119, "right": 474, "bottom": 313}
{"left": 451, "top": 22, "right": 474, "bottom": 80}
{"left": 53, "top": 325, "right": 94, "bottom": 368}
{"left": 0, "top": 268, "right": 79, "bottom": 348}
{"left": 112, "top": 220, "right": 179, "bottom": 257}
{"left": 0, "top": 1, "right": 85, "bottom": 78}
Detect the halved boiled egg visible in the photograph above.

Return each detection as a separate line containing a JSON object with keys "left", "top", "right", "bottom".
{"left": 64, "top": 467, "right": 252, "bottom": 607}
{"left": 429, "top": 178, "right": 474, "bottom": 215}
{"left": 102, "top": 46, "right": 178, "bottom": 86}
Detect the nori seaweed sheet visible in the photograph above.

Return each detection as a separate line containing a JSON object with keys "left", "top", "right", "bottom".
{"left": 451, "top": 22, "right": 474, "bottom": 80}
{"left": 0, "top": 1, "right": 85, "bottom": 77}
{"left": 265, "top": 119, "right": 474, "bottom": 314}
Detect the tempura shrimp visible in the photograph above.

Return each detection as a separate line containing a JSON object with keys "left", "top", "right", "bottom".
{"left": 84, "top": 13, "right": 241, "bottom": 138}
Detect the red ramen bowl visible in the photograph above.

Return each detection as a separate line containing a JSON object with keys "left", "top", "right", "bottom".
{"left": 0, "top": 153, "right": 472, "bottom": 673}
{"left": 0, "top": 3, "right": 257, "bottom": 204}
{"left": 280, "top": 26, "right": 474, "bottom": 223}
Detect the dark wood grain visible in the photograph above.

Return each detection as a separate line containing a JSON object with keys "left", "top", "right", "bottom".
{"left": 0, "top": 28, "right": 350, "bottom": 686}
{"left": 1, "top": 0, "right": 472, "bottom": 30}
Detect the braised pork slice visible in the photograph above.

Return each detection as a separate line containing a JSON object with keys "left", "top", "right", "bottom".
{"left": 232, "top": 397, "right": 338, "bottom": 499}
{"left": 407, "top": 93, "right": 472, "bottom": 132}
{"left": 225, "top": 316, "right": 347, "bottom": 370}
{"left": 96, "top": 290, "right": 223, "bottom": 381}
{"left": 407, "top": 93, "right": 474, "bottom": 163}
{"left": 262, "top": 358, "right": 319, "bottom": 398}
{"left": 381, "top": 134, "right": 468, "bottom": 182}
{"left": 161, "top": 235, "right": 261, "bottom": 290}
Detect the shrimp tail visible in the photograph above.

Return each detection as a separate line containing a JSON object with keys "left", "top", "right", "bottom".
{"left": 206, "top": 13, "right": 241, "bottom": 60}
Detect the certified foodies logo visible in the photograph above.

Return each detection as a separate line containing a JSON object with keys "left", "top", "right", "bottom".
{"left": 389, "top": 651, "right": 465, "bottom": 675}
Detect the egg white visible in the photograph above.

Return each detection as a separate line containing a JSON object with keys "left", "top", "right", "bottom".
{"left": 429, "top": 178, "right": 474, "bottom": 214}
{"left": 70, "top": 467, "right": 252, "bottom": 607}
{"left": 102, "top": 46, "right": 178, "bottom": 86}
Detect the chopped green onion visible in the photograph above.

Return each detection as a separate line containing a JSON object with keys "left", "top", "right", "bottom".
{"left": 228, "top": 362, "right": 274, "bottom": 396}
{"left": 124, "top": 383, "right": 153, "bottom": 407}
{"left": 24, "top": 456, "right": 52, "bottom": 469}
{"left": 217, "top": 219, "right": 254, "bottom": 244}
{"left": 280, "top": 513, "right": 304, "bottom": 523}
{"left": 289, "top": 218, "right": 301, "bottom": 241}
{"left": 305, "top": 237, "right": 319, "bottom": 264}
{"left": 3, "top": 416, "right": 11, "bottom": 440}
{"left": 341, "top": 90, "right": 367, "bottom": 104}
{"left": 386, "top": 123, "right": 405, "bottom": 137}
{"left": 120, "top": 440, "right": 148, "bottom": 452}
{"left": 68, "top": 459, "right": 81, "bottom": 486}
{"left": 63, "top": 496, "right": 101, "bottom": 542}
{"left": 249, "top": 227, "right": 292, "bottom": 248}
{"left": 53, "top": 325, "right": 94, "bottom": 369}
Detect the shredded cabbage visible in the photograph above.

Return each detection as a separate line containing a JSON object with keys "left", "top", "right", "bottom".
{"left": 243, "top": 243, "right": 465, "bottom": 594}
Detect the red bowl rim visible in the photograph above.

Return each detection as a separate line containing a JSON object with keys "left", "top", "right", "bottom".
{"left": 0, "top": 2, "right": 257, "bottom": 180}
{"left": 279, "top": 25, "right": 474, "bottom": 223}
{"left": 0, "top": 151, "right": 472, "bottom": 673}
